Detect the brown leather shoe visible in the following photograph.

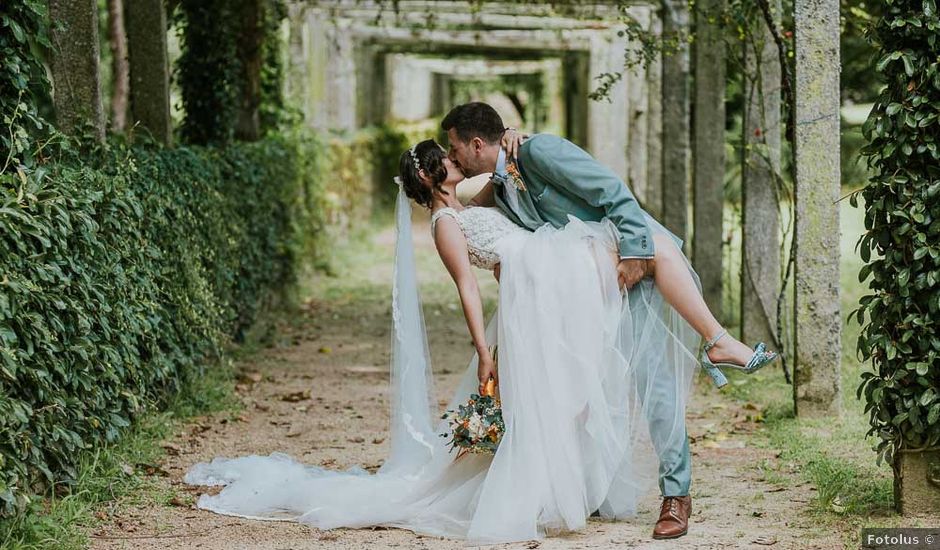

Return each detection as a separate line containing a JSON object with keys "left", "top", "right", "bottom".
{"left": 652, "top": 495, "right": 692, "bottom": 539}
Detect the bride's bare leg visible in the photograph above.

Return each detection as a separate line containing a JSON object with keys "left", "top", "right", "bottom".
{"left": 644, "top": 233, "right": 762, "bottom": 365}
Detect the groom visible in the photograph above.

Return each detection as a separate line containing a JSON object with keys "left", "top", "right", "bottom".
{"left": 441, "top": 102, "right": 693, "bottom": 539}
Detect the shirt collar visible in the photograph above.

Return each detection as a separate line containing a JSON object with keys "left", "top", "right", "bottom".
{"left": 494, "top": 147, "right": 508, "bottom": 178}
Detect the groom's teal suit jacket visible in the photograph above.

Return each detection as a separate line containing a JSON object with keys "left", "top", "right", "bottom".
{"left": 493, "top": 134, "right": 655, "bottom": 259}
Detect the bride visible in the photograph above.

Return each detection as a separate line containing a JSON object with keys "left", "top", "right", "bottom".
{"left": 184, "top": 134, "right": 776, "bottom": 545}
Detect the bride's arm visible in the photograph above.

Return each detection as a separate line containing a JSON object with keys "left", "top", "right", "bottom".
{"left": 433, "top": 217, "right": 496, "bottom": 384}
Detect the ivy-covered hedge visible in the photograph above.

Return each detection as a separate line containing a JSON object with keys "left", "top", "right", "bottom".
{"left": 855, "top": 0, "right": 940, "bottom": 467}
{"left": 0, "top": 133, "right": 325, "bottom": 514}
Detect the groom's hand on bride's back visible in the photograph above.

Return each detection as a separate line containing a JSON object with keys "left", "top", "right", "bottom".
{"left": 617, "top": 258, "right": 648, "bottom": 290}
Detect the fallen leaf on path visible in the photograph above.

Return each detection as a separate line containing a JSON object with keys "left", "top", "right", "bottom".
{"left": 372, "top": 437, "right": 385, "bottom": 444}
{"left": 348, "top": 436, "right": 365, "bottom": 443}
{"left": 161, "top": 442, "right": 182, "bottom": 456}
{"left": 137, "top": 463, "right": 169, "bottom": 477}
{"left": 281, "top": 390, "right": 311, "bottom": 402}
{"left": 254, "top": 402, "right": 271, "bottom": 412}
{"left": 168, "top": 496, "right": 189, "bottom": 507}
{"left": 238, "top": 371, "right": 263, "bottom": 384}
{"left": 752, "top": 535, "right": 777, "bottom": 545}
{"left": 319, "top": 346, "right": 332, "bottom": 354}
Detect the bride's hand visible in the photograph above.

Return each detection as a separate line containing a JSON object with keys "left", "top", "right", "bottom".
{"left": 477, "top": 355, "right": 498, "bottom": 394}
{"left": 501, "top": 128, "right": 529, "bottom": 159}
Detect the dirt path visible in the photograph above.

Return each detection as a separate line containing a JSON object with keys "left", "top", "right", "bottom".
{"left": 89, "top": 218, "right": 842, "bottom": 550}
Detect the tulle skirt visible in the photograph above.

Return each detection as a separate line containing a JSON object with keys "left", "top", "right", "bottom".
{"left": 184, "top": 212, "right": 702, "bottom": 546}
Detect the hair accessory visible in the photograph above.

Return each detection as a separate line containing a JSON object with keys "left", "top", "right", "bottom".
{"left": 393, "top": 176, "right": 403, "bottom": 188}
{"left": 409, "top": 145, "right": 421, "bottom": 173}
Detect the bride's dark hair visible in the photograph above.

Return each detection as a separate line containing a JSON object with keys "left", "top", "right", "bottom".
{"left": 398, "top": 139, "right": 450, "bottom": 210}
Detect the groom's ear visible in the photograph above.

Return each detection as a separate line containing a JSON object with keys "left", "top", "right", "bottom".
{"left": 471, "top": 136, "right": 485, "bottom": 155}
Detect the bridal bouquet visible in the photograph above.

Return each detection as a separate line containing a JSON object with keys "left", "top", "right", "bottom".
{"left": 440, "top": 346, "right": 504, "bottom": 459}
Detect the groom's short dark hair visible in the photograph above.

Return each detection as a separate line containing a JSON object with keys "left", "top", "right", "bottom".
{"left": 441, "top": 102, "right": 504, "bottom": 145}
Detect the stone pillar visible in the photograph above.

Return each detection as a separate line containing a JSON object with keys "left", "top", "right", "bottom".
{"left": 563, "top": 51, "right": 590, "bottom": 149}
{"left": 740, "top": 0, "right": 782, "bottom": 346}
{"left": 305, "top": 12, "right": 357, "bottom": 132}
{"left": 124, "top": 0, "right": 173, "bottom": 145}
{"left": 692, "top": 0, "right": 727, "bottom": 318}
{"left": 625, "top": 6, "right": 652, "bottom": 208}
{"left": 48, "top": 0, "right": 105, "bottom": 141}
{"left": 587, "top": 34, "right": 630, "bottom": 181}
{"left": 284, "top": 2, "right": 308, "bottom": 115}
{"left": 793, "top": 0, "right": 841, "bottom": 417}
{"left": 660, "top": 0, "right": 692, "bottom": 248}
{"left": 645, "top": 14, "right": 664, "bottom": 220}
{"left": 387, "top": 54, "right": 434, "bottom": 122}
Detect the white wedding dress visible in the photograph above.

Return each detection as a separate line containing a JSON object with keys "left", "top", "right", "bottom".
{"left": 184, "top": 197, "right": 702, "bottom": 546}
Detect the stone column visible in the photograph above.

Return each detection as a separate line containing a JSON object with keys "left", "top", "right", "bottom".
{"left": 588, "top": 34, "right": 630, "bottom": 181}
{"left": 625, "top": 6, "right": 652, "bottom": 208}
{"left": 692, "top": 0, "right": 727, "bottom": 318}
{"left": 740, "top": 0, "right": 782, "bottom": 346}
{"left": 305, "top": 12, "right": 357, "bottom": 132}
{"left": 660, "top": 0, "right": 692, "bottom": 247}
{"left": 386, "top": 54, "right": 434, "bottom": 122}
{"left": 124, "top": 0, "right": 173, "bottom": 145}
{"left": 48, "top": 0, "right": 105, "bottom": 141}
{"left": 793, "top": 0, "right": 841, "bottom": 418}
{"left": 645, "top": 14, "right": 664, "bottom": 220}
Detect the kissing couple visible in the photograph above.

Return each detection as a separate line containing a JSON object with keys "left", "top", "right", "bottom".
{"left": 184, "top": 102, "right": 779, "bottom": 545}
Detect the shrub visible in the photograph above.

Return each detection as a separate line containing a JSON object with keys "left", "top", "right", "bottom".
{"left": 854, "top": 0, "right": 940, "bottom": 467}
{"left": 0, "top": 133, "right": 324, "bottom": 514}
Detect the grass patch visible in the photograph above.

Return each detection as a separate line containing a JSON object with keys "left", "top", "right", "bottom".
{"left": 0, "top": 342, "right": 241, "bottom": 549}
{"left": 715, "top": 194, "right": 932, "bottom": 547}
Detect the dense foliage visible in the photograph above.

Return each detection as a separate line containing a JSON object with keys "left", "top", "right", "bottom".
{"left": 174, "top": 0, "right": 287, "bottom": 145}
{"left": 0, "top": 133, "right": 325, "bottom": 514}
{"left": 0, "top": 0, "right": 51, "bottom": 170}
{"left": 855, "top": 0, "right": 940, "bottom": 467}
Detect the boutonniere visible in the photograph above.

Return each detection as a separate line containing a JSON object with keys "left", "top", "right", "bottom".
{"left": 505, "top": 159, "right": 527, "bottom": 192}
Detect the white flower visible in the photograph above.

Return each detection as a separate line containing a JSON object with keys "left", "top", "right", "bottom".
{"left": 467, "top": 413, "right": 485, "bottom": 438}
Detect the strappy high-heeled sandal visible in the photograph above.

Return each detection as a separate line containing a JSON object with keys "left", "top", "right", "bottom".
{"left": 699, "top": 328, "right": 779, "bottom": 388}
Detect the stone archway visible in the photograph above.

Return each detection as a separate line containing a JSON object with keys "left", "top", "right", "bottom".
{"left": 284, "top": 0, "right": 661, "bottom": 210}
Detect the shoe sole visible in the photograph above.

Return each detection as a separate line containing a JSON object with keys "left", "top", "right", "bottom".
{"left": 652, "top": 529, "right": 688, "bottom": 540}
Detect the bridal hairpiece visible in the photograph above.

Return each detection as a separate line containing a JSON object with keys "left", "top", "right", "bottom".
{"left": 409, "top": 145, "right": 421, "bottom": 173}
{"left": 393, "top": 176, "right": 403, "bottom": 188}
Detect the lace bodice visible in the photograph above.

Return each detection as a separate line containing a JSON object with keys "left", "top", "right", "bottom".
{"left": 430, "top": 206, "right": 526, "bottom": 270}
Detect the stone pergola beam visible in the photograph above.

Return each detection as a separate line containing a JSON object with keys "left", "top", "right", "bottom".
{"left": 48, "top": 0, "right": 105, "bottom": 141}
{"left": 314, "top": 0, "right": 627, "bottom": 20}
{"left": 349, "top": 25, "right": 595, "bottom": 51}
{"left": 124, "top": 0, "right": 173, "bottom": 145}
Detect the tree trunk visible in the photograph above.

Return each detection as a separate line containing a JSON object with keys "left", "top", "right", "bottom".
{"left": 741, "top": 0, "right": 782, "bottom": 348}
{"left": 107, "top": 0, "right": 129, "bottom": 133}
{"left": 692, "top": 0, "right": 727, "bottom": 319}
{"left": 661, "top": 0, "right": 692, "bottom": 248}
{"left": 48, "top": 0, "right": 105, "bottom": 141}
{"left": 125, "top": 0, "right": 173, "bottom": 145}
{"left": 793, "top": 0, "right": 841, "bottom": 418}
{"left": 236, "top": 0, "right": 263, "bottom": 141}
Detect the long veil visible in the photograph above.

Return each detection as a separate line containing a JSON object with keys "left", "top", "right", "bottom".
{"left": 379, "top": 177, "right": 439, "bottom": 476}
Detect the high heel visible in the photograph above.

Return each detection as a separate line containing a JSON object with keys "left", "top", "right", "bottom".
{"left": 699, "top": 329, "right": 779, "bottom": 388}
